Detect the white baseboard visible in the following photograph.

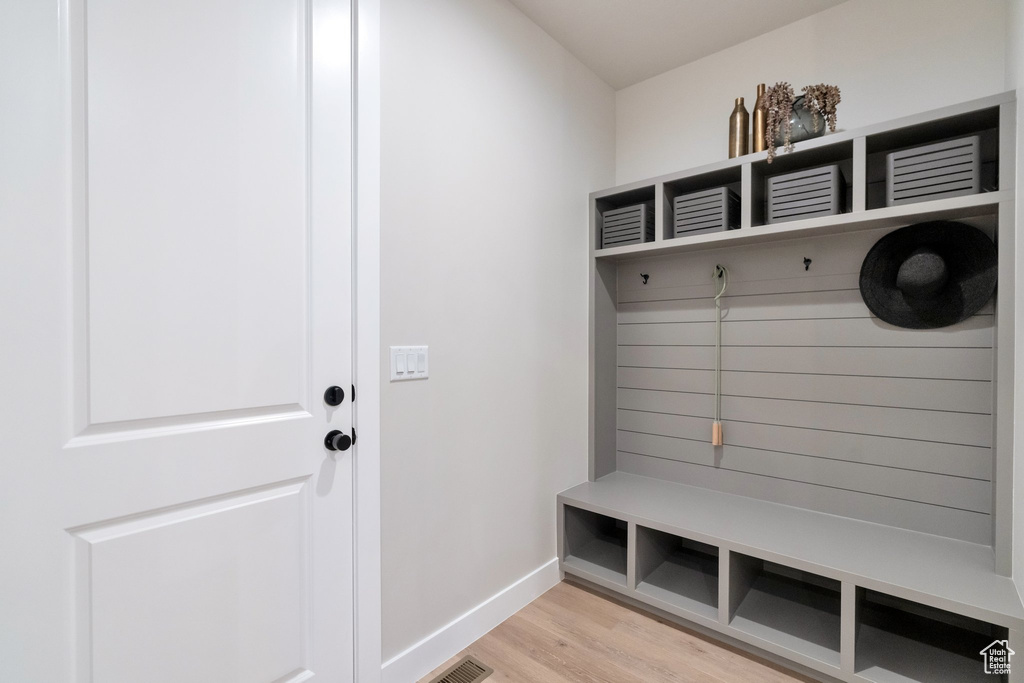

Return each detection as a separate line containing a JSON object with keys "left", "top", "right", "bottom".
{"left": 381, "top": 557, "right": 560, "bottom": 683}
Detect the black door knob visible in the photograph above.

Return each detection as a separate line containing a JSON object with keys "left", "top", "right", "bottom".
{"left": 325, "top": 430, "right": 352, "bottom": 451}
{"left": 324, "top": 386, "right": 345, "bottom": 406}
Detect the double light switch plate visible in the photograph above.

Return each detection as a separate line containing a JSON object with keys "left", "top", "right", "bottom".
{"left": 390, "top": 346, "right": 428, "bottom": 381}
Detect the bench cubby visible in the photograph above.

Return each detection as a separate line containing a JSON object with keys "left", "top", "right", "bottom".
{"left": 562, "top": 505, "right": 628, "bottom": 586}
{"left": 634, "top": 526, "right": 718, "bottom": 620}
{"left": 855, "top": 589, "right": 1008, "bottom": 683}
{"left": 728, "top": 553, "right": 842, "bottom": 668}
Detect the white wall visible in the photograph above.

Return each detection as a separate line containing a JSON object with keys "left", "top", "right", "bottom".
{"left": 615, "top": 0, "right": 1009, "bottom": 184}
{"left": 379, "top": 0, "right": 615, "bottom": 670}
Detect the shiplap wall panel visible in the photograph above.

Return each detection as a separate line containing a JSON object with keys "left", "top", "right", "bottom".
{"left": 616, "top": 452, "right": 992, "bottom": 544}
{"left": 617, "top": 410, "right": 991, "bottom": 480}
{"left": 619, "top": 274, "right": 860, "bottom": 303}
{"left": 617, "top": 367, "right": 992, "bottom": 414}
{"left": 616, "top": 224, "right": 993, "bottom": 296}
{"left": 618, "top": 317, "right": 992, "bottom": 348}
{"left": 616, "top": 431, "right": 990, "bottom": 512}
{"left": 618, "top": 290, "right": 994, "bottom": 323}
{"left": 614, "top": 226, "right": 996, "bottom": 544}
{"left": 618, "top": 345, "right": 994, "bottom": 381}
{"left": 618, "top": 390, "right": 991, "bottom": 446}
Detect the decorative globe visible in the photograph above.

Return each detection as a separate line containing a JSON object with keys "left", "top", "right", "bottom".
{"left": 775, "top": 95, "right": 826, "bottom": 146}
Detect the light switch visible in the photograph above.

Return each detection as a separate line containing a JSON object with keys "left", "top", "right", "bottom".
{"left": 390, "top": 346, "right": 429, "bottom": 381}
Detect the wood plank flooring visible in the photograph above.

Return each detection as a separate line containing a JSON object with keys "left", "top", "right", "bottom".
{"left": 421, "top": 581, "right": 816, "bottom": 683}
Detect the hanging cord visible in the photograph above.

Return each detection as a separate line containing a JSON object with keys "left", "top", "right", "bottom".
{"left": 712, "top": 264, "right": 728, "bottom": 446}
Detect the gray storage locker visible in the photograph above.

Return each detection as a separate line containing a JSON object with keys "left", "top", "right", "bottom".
{"left": 673, "top": 187, "right": 740, "bottom": 237}
{"left": 601, "top": 202, "right": 654, "bottom": 247}
{"left": 886, "top": 136, "right": 980, "bottom": 206}
{"left": 766, "top": 165, "right": 845, "bottom": 224}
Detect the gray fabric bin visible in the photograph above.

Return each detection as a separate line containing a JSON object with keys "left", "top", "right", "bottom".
{"left": 886, "top": 136, "right": 980, "bottom": 206}
{"left": 674, "top": 187, "right": 740, "bottom": 236}
{"left": 766, "top": 165, "right": 845, "bottom": 224}
{"left": 602, "top": 202, "right": 654, "bottom": 247}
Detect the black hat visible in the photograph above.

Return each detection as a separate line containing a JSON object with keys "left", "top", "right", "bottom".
{"left": 859, "top": 221, "right": 997, "bottom": 329}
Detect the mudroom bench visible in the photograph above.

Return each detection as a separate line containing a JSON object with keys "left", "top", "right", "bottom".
{"left": 559, "top": 473, "right": 1023, "bottom": 683}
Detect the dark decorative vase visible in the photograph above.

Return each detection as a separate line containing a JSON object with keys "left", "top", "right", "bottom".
{"left": 775, "top": 95, "right": 826, "bottom": 146}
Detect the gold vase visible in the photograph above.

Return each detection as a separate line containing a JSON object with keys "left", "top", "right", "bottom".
{"left": 728, "top": 97, "right": 749, "bottom": 159}
{"left": 752, "top": 84, "right": 766, "bottom": 153}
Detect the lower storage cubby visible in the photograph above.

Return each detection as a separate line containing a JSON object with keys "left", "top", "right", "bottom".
{"left": 635, "top": 526, "right": 718, "bottom": 621}
{"left": 728, "top": 553, "right": 842, "bottom": 668}
{"left": 856, "top": 589, "right": 1008, "bottom": 683}
{"left": 562, "top": 505, "right": 628, "bottom": 586}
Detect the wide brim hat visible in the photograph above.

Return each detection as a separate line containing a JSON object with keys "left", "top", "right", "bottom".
{"left": 859, "top": 220, "right": 997, "bottom": 329}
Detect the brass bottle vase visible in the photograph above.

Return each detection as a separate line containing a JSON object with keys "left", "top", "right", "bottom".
{"left": 729, "top": 97, "right": 749, "bottom": 159}
{"left": 752, "top": 84, "right": 766, "bottom": 153}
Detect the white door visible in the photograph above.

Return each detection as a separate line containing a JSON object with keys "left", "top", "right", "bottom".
{"left": 1, "top": 0, "right": 355, "bottom": 681}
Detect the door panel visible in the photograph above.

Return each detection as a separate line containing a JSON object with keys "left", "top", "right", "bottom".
{"left": 83, "top": 0, "right": 310, "bottom": 425}
{"left": 0, "top": 0, "right": 354, "bottom": 680}
{"left": 75, "top": 480, "right": 309, "bottom": 683}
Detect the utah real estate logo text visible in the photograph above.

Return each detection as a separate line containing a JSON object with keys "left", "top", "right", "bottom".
{"left": 981, "top": 640, "right": 1014, "bottom": 675}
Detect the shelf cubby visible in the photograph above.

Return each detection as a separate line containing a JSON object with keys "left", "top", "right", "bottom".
{"left": 593, "top": 184, "right": 656, "bottom": 250}
{"left": 562, "top": 505, "right": 628, "bottom": 586}
{"left": 662, "top": 167, "right": 742, "bottom": 241}
{"left": 728, "top": 553, "right": 842, "bottom": 668}
{"left": 750, "top": 140, "right": 854, "bottom": 227}
{"left": 856, "top": 589, "right": 1008, "bottom": 683}
{"left": 865, "top": 105, "right": 1000, "bottom": 210}
{"left": 634, "top": 526, "right": 718, "bottom": 621}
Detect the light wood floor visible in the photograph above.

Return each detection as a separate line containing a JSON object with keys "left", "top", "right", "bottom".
{"left": 422, "top": 581, "right": 815, "bottom": 683}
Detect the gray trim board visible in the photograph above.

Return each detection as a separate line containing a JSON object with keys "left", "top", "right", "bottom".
{"left": 993, "top": 99, "right": 1017, "bottom": 574}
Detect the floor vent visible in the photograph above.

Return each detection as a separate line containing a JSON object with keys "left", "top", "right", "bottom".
{"left": 427, "top": 655, "right": 493, "bottom": 683}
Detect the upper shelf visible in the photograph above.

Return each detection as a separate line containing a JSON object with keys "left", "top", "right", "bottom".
{"left": 593, "top": 91, "right": 1014, "bottom": 262}
{"left": 595, "top": 191, "right": 1007, "bottom": 261}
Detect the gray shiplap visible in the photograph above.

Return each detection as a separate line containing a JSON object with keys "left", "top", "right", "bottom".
{"left": 618, "top": 390, "right": 992, "bottom": 446}
{"left": 615, "top": 228, "right": 996, "bottom": 542}
{"left": 618, "top": 289, "right": 994, "bottom": 323}
{"left": 617, "top": 367, "right": 992, "bottom": 414}
{"left": 618, "top": 345, "right": 993, "bottom": 381}
{"left": 617, "top": 410, "right": 991, "bottom": 480}
{"left": 616, "top": 431, "right": 990, "bottom": 512}
{"left": 616, "top": 452, "right": 991, "bottom": 544}
{"left": 617, "top": 316, "right": 992, "bottom": 348}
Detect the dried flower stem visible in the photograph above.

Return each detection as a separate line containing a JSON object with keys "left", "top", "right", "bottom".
{"left": 801, "top": 83, "right": 841, "bottom": 133}
{"left": 761, "top": 82, "right": 794, "bottom": 163}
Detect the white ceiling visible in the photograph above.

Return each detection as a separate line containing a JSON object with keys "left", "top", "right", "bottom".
{"left": 507, "top": 0, "right": 849, "bottom": 90}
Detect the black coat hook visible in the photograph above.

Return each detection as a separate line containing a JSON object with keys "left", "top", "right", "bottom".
{"left": 803, "top": 257, "right": 812, "bottom": 271}
{"left": 641, "top": 273, "right": 649, "bottom": 285}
